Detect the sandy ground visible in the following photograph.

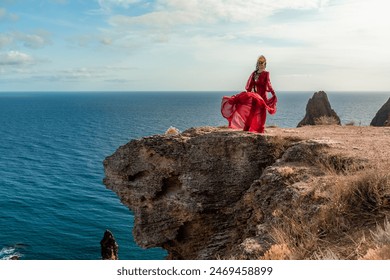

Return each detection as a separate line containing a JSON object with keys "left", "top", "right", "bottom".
{"left": 264, "top": 125, "right": 390, "bottom": 168}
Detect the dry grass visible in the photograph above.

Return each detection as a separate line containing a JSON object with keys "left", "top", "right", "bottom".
{"left": 220, "top": 127, "right": 390, "bottom": 260}
{"left": 261, "top": 244, "right": 291, "bottom": 260}
{"left": 263, "top": 169, "right": 390, "bottom": 260}
{"left": 344, "top": 121, "right": 356, "bottom": 126}
{"left": 361, "top": 245, "right": 390, "bottom": 259}
{"left": 315, "top": 154, "right": 365, "bottom": 175}
{"left": 240, "top": 238, "right": 263, "bottom": 255}
{"left": 314, "top": 116, "right": 340, "bottom": 125}
{"left": 248, "top": 125, "right": 390, "bottom": 260}
{"left": 165, "top": 126, "right": 180, "bottom": 135}
{"left": 337, "top": 172, "right": 390, "bottom": 222}
{"left": 360, "top": 219, "right": 390, "bottom": 259}
{"left": 371, "top": 219, "right": 390, "bottom": 244}
{"left": 263, "top": 199, "right": 339, "bottom": 260}
{"left": 312, "top": 249, "right": 340, "bottom": 260}
{"left": 276, "top": 166, "right": 295, "bottom": 177}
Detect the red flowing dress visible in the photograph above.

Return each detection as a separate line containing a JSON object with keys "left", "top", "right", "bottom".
{"left": 221, "top": 71, "right": 277, "bottom": 133}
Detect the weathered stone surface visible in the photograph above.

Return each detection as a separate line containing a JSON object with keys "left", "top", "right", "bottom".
{"left": 370, "top": 97, "right": 390, "bottom": 126}
{"left": 103, "top": 125, "right": 390, "bottom": 260}
{"left": 103, "top": 127, "right": 292, "bottom": 259}
{"left": 100, "top": 230, "right": 119, "bottom": 260}
{"left": 297, "top": 91, "right": 341, "bottom": 127}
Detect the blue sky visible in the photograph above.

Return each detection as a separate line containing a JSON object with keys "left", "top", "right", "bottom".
{"left": 1, "top": 0, "right": 390, "bottom": 91}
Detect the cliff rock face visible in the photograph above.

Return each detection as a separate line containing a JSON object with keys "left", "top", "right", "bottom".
{"left": 371, "top": 97, "right": 390, "bottom": 126}
{"left": 103, "top": 127, "right": 289, "bottom": 259}
{"left": 297, "top": 91, "right": 341, "bottom": 127}
{"left": 103, "top": 126, "right": 390, "bottom": 260}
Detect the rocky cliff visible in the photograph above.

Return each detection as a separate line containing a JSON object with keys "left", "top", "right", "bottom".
{"left": 371, "top": 97, "right": 390, "bottom": 126}
{"left": 103, "top": 126, "right": 390, "bottom": 260}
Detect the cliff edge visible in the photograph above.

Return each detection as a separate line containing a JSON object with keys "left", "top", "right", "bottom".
{"left": 103, "top": 126, "right": 390, "bottom": 260}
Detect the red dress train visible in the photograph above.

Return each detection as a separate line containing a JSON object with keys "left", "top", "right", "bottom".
{"left": 221, "top": 71, "right": 277, "bottom": 133}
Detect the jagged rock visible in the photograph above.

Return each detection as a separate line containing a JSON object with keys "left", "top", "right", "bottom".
{"left": 100, "top": 230, "right": 119, "bottom": 260}
{"left": 297, "top": 91, "right": 341, "bottom": 127}
{"left": 102, "top": 126, "right": 390, "bottom": 260}
{"left": 370, "top": 97, "right": 390, "bottom": 126}
{"left": 103, "top": 127, "right": 291, "bottom": 259}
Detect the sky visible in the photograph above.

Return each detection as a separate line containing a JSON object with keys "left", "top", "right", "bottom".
{"left": 0, "top": 0, "right": 390, "bottom": 92}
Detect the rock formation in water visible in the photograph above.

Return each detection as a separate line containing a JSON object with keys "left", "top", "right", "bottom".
{"left": 100, "top": 230, "right": 119, "bottom": 260}
{"left": 297, "top": 91, "right": 341, "bottom": 127}
{"left": 103, "top": 126, "right": 390, "bottom": 260}
{"left": 371, "top": 97, "right": 390, "bottom": 126}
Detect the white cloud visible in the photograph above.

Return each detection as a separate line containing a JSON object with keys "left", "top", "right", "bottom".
{"left": 0, "top": 64, "right": 138, "bottom": 91}
{"left": 18, "top": 31, "right": 51, "bottom": 49}
{"left": 90, "top": 0, "right": 390, "bottom": 91}
{"left": 95, "top": 0, "right": 142, "bottom": 13}
{"left": 3, "top": 0, "right": 390, "bottom": 91}
{"left": 0, "top": 51, "right": 34, "bottom": 66}
{"left": 0, "top": 8, "right": 5, "bottom": 18}
{"left": 0, "top": 30, "right": 51, "bottom": 50}
{"left": 0, "top": 7, "right": 18, "bottom": 21}
{"left": 103, "top": 0, "right": 389, "bottom": 51}
{"left": 109, "top": 0, "right": 328, "bottom": 25}
{"left": 30, "top": 65, "right": 137, "bottom": 83}
{"left": 105, "top": 0, "right": 331, "bottom": 47}
{"left": 0, "top": 34, "right": 13, "bottom": 49}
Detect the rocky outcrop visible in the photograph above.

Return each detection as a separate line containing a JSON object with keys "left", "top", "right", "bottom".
{"left": 103, "top": 126, "right": 390, "bottom": 260}
{"left": 103, "top": 127, "right": 290, "bottom": 259}
{"left": 371, "top": 97, "right": 390, "bottom": 126}
{"left": 100, "top": 230, "right": 119, "bottom": 260}
{"left": 297, "top": 91, "right": 341, "bottom": 127}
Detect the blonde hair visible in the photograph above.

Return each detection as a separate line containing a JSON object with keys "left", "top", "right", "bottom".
{"left": 256, "top": 55, "right": 267, "bottom": 72}
{"left": 257, "top": 55, "right": 266, "bottom": 63}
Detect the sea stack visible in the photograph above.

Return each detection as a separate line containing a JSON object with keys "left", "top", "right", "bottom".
{"left": 297, "top": 91, "right": 341, "bottom": 127}
{"left": 370, "top": 97, "right": 390, "bottom": 126}
{"left": 100, "top": 230, "right": 119, "bottom": 260}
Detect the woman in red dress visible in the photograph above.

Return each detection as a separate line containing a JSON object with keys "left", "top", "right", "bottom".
{"left": 221, "top": 55, "right": 277, "bottom": 133}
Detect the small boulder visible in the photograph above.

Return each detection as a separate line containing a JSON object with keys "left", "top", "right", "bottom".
{"left": 370, "top": 97, "right": 390, "bottom": 126}
{"left": 297, "top": 91, "right": 341, "bottom": 127}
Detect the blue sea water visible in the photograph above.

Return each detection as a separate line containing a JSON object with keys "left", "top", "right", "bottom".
{"left": 0, "top": 91, "right": 389, "bottom": 260}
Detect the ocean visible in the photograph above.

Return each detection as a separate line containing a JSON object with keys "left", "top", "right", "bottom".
{"left": 0, "top": 91, "right": 389, "bottom": 260}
